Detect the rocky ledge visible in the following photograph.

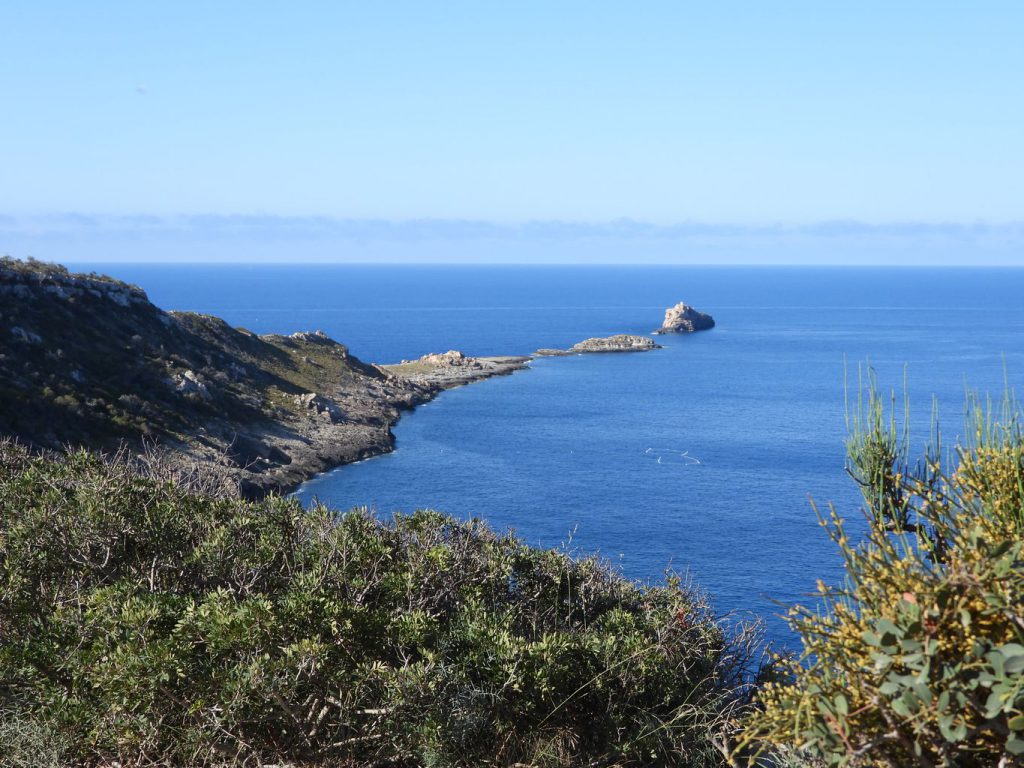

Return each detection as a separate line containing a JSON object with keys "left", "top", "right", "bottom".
{"left": 535, "top": 334, "right": 661, "bottom": 356}
{"left": 653, "top": 302, "right": 715, "bottom": 334}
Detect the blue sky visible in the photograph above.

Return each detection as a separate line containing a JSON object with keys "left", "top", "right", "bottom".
{"left": 2, "top": 2, "right": 1021, "bottom": 263}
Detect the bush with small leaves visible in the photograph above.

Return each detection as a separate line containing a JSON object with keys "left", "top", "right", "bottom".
{"left": 0, "top": 440, "right": 762, "bottom": 767}
{"left": 734, "top": 382, "right": 1024, "bottom": 767}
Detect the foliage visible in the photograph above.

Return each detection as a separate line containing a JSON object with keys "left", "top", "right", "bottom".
{"left": 734, "top": 380, "right": 1024, "bottom": 767}
{"left": 0, "top": 708, "right": 69, "bottom": 768}
{"left": 0, "top": 440, "right": 761, "bottom": 767}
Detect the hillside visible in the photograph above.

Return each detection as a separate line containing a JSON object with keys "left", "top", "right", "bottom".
{"left": 0, "top": 258, "right": 526, "bottom": 497}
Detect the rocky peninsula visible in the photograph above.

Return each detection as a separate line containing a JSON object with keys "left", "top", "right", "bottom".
{"left": 654, "top": 302, "right": 715, "bottom": 334}
{"left": 0, "top": 258, "right": 714, "bottom": 498}
{"left": 0, "top": 258, "right": 529, "bottom": 499}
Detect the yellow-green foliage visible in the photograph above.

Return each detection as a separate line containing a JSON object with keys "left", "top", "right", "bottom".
{"left": 736, "top": 385, "right": 1024, "bottom": 767}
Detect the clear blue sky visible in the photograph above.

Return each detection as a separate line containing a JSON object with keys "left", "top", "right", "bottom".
{"left": 1, "top": 2, "right": 1022, "bottom": 263}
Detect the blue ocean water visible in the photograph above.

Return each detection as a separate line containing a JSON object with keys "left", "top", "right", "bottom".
{"left": 86, "top": 264, "right": 1024, "bottom": 644}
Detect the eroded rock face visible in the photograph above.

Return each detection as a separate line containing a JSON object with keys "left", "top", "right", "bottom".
{"left": 416, "top": 350, "right": 481, "bottom": 368}
{"left": 653, "top": 303, "right": 715, "bottom": 334}
{"left": 294, "top": 392, "right": 345, "bottom": 423}
{"left": 173, "top": 370, "right": 212, "bottom": 401}
{"left": 290, "top": 330, "right": 331, "bottom": 343}
{"left": 0, "top": 259, "right": 150, "bottom": 308}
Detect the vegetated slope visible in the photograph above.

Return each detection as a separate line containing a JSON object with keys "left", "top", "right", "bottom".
{"left": 0, "top": 257, "right": 430, "bottom": 496}
{"left": 0, "top": 440, "right": 762, "bottom": 767}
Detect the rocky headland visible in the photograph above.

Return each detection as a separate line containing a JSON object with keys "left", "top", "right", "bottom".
{"left": 653, "top": 302, "right": 715, "bottom": 334}
{"left": 535, "top": 334, "right": 661, "bottom": 356}
{"left": 0, "top": 259, "right": 713, "bottom": 499}
{"left": 0, "top": 258, "right": 528, "bottom": 498}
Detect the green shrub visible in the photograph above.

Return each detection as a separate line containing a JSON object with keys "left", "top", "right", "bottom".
{"left": 734, "top": 383, "right": 1024, "bottom": 767}
{"left": 0, "top": 441, "right": 760, "bottom": 767}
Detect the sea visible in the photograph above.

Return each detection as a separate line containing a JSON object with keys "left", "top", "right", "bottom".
{"left": 83, "top": 264, "right": 1024, "bottom": 646}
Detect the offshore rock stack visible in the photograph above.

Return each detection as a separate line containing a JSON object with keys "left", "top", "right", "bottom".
{"left": 653, "top": 302, "right": 715, "bottom": 334}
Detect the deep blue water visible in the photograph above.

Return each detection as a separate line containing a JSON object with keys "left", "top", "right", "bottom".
{"left": 84, "top": 264, "right": 1024, "bottom": 645}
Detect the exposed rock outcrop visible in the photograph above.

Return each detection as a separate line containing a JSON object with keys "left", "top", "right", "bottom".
{"left": 0, "top": 257, "right": 531, "bottom": 499}
{"left": 384, "top": 350, "right": 530, "bottom": 387}
{"left": 653, "top": 303, "right": 715, "bottom": 334}
{"left": 293, "top": 392, "right": 345, "bottom": 423}
{"left": 535, "top": 335, "right": 661, "bottom": 355}
{"left": 172, "top": 370, "right": 213, "bottom": 401}
{"left": 416, "top": 350, "right": 479, "bottom": 368}
{"left": 0, "top": 257, "right": 150, "bottom": 308}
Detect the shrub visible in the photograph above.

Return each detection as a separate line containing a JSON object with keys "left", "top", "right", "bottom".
{"left": 0, "top": 440, "right": 761, "bottom": 767}
{"left": 734, "top": 383, "right": 1024, "bottom": 767}
{"left": 0, "top": 708, "right": 69, "bottom": 768}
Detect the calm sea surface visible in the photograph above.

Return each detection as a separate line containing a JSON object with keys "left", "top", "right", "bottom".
{"left": 84, "top": 265, "right": 1024, "bottom": 644}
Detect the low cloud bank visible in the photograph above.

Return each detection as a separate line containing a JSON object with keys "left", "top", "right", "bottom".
{"left": 2, "top": 214, "right": 1022, "bottom": 265}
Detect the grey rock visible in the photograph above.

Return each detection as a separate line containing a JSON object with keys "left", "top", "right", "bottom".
{"left": 536, "top": 335, "right": 661, "bottom": 355}
{"left": 417, "top": 350, "right": 481, "bottom": 368}
{"left": 173, "top": 370, "right": 212, "bottom": 401}
{"left": 294, "top": 392, "right": 345, "bottom": 423}
{"left": 653, "top": 302, "right": 715, "bottom": 334}
{"left": 290, "top": 330, "right": 331, "bottom": 342}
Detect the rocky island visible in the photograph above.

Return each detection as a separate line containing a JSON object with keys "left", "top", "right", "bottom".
{"left": 535, "top": 334, "right": 661, "bottom": 356}
{"left": 654, "top": 302, "right": 715, "bottom": 334}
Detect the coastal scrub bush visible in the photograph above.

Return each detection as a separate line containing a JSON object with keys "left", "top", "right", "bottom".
{"left": 0, "top": 440, "right": 762, "bottom": 767}
{"left": 733, "top": 383, "right": 1024, "bottom": 767}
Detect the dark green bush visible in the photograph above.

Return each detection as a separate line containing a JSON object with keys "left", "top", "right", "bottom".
{"left": 0, "top": 441, "right": 760, "bottom": 767}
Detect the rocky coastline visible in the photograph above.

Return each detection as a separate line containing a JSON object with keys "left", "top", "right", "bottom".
{"left": 226, "top": 350, "right": 532, "bottom": 498}
{"left": 0, "top": 258, "right": 713, "bottom": 499}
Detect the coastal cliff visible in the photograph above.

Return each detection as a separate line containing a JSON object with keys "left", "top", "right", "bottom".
{"left": 0, "top": 258, "right": 528, "bottom": 498}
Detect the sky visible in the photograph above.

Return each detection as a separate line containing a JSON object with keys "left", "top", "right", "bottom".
{"left": 1, "top": 2, "right": 1022, "bottom": 264}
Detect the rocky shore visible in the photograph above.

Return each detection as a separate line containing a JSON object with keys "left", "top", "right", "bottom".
{"left": 383, "top": 350, "right": 530, "bottom": 387}
{"left": 224, "top": 350, "right": 531, "bottom": 497}
{"left": 0, "top": 258, "right": 714, "bottom": 499}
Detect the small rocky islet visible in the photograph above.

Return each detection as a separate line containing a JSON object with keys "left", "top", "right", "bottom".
{"left": 653, "top": 301, "right": 716, "bottom": 334}
{"left": 534, "top": 334, "right": 661, "bottom": 356}
{"left": 0, "top": 257, "right": 714, "bottom": 496}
